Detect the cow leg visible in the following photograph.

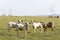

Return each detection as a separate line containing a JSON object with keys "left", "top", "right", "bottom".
{"left": 33, "top": 28, "right": 35, "bottom": 33}
{"left": 16, "top": 26, "right": 19, "bottom": 37}
{"left": 8, "top": 27, "right": 11, "bottom": 36}
{"left": 51, "top": 27, "right": 55, "bottom": 31}
{"left": 33, "top": 26, "right": 35, "bottom": 33}
{"left": 24, "top": 30, "right": 27, "bottom": 40}
{"left": 44, "top": 28, "right": 48, "bottom": 33}
{"left": 24, "top": 30, "right": 27, "bottom": 37}
{"left": 40, "top": 25, "right": 43, "bottom": 33}
{"left": 34, "top": 27, "right": 36, "bottom": 33}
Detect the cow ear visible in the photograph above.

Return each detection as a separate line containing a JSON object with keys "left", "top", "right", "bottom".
{"left": 34, "top": 20, "right": 35, "bottom": 22}
{"left": 25, "top": 22, "right": 27, "bottom": 24}
{"left": 21, "top": 20, "right": 23, "bottom": 22}
{"left": 29, "top": 22, "right": 31, "bottom": 24}
{"left": 31, "top": 20, "right": 35, "bottom": 22}
{"left": 31, "top": 20, "right": 32, "bottom": 22}
{"left": 18, "top": 20, "right": 20, "bottom": 23}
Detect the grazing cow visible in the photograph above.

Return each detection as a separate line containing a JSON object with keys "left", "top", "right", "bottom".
{"left": 46, "top": 22, "right": 55, "bottom": 31}
{"left": 16, "top": 22, "right": 30, "bottom": 36}
{"left": 8, "top": 20, "right": 23, "bottom": 35}
{"left": 40, "top": 22, "right": 55, "bottom": 33}
{"left": 31, "top": 20, "right": 43, "bottom": 33}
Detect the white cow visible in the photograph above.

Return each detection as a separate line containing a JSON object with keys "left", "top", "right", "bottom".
{"left": 16, "top": 22, "right": 30, "bottom": 36}
{"left": 31, "top": 20, "right": 43, "bottom": 33}
{"left": 8, "top": 20, "right": 23, "bottom": 35}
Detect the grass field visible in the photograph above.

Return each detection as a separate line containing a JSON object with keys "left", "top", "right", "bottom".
{"left": 0, "top": 16, "right": 60, "bottom": 40}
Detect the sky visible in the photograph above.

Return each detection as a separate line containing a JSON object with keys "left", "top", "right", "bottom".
{"left": 0, "top": 0, "right": 60, "bottom": 16}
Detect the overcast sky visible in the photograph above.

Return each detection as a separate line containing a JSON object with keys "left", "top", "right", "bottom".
{"left": 0, "top": 0, "right": 60, "bottom": 16}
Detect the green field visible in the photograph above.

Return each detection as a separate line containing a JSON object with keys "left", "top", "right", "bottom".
{"left": 0, "top": 16, "right": 60, "bottom": 40}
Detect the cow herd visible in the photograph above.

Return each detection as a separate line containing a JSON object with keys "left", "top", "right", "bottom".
{"left": 8, "top": 20, "right": 55, "bottom": 36}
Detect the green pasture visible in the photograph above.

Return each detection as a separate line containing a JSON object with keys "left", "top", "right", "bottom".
{"left": 0, "top": 16, "right": 60, "bottom": 40}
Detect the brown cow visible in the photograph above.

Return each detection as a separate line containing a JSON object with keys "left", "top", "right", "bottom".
{"left": 40, "top": 22, "right": 55, "bottom": 33}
